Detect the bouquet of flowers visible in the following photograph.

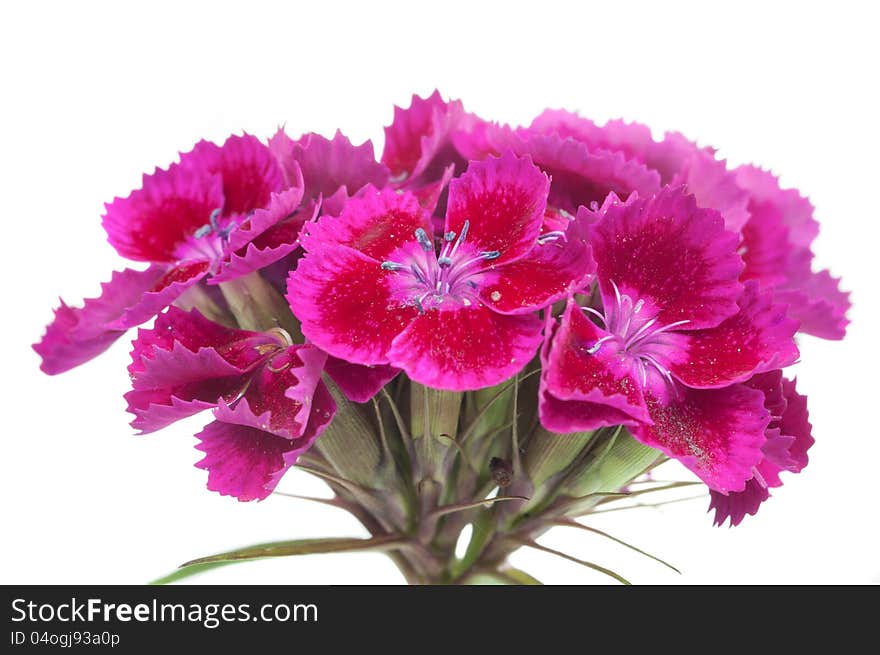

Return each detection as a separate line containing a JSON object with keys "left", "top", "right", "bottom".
{"left": 34, "top": 92, "right": 849, "bottom": 584}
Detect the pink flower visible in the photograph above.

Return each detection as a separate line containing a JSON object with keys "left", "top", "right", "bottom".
{"left": 270, "top": 129, "right": 390, "bottom": 217}
{"left": 34, "top": 134, "right": 304, "bottom": 374}
{"left": 382, "top": 90, "right": 474, "bottom": 187}
{"left": 735, "top": 166, "right": 850, "bottom": 339}
{"left": 34, "top": 131, "right": 389, "bottom": 375}
{"left": 288, "top": 152, "right": 594, "bottom": 390}
{"left": 525, "top": 110, "right": 751, "bottom": 230}
{"left": 521, "top": 109, "right": 850, "bottom": 339}
{"left": 540, "top": 187, "right": 800, "bottom": 493}
{"left": 709, "top": 372, "right": 814, "bottom": 525}
{"left": 126, "top": 307, "right": 334, "bottom": 500}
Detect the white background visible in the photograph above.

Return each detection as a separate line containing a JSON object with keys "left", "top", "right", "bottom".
{"left": 2, "top": 1, "right": 877, "bottom": 585}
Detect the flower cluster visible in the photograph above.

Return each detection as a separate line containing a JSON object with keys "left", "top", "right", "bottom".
{"left": 35, "top": 91, "right": 848, "bottom": 582}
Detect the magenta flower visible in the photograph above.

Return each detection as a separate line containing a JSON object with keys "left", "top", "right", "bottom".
{"left": 709, "top": 371, "right": 814, "bottom": 525}
{"left": 31, "top": 94, "right": 851, "bottom": 580}
{"left": 520, "top": 109, "right": 850, "bottom": 339}
{"left": 458, "top": 121, "right": 663, "bottom": 219}
{"left": 735, "top": 166, "right": 850, "bottom": 339}
{"left": 288, "top": 152, "right": 594, "bottom": 390}
{"left": 382, "top": 90, "right": 473, "bottom": 186}
{"left": 127, "top": 307, "right": 334, "bottom": 500}
{"left": 34, "top": 131, "right": 391, "bottom": 376}
{"left": 270, "top": 128, "right": 390, "bottom": 217}
{"left": 540, "top": 187, "right": 800, "bottom": 493}
{"left": 34, "top": 134, "right": 305, "bottom": 374}
{"left": 525, "top": 110, "right": 751, "bottom": 231}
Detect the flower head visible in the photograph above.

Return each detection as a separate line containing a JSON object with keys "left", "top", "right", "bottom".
{"left": 127, "top": 307, "right": 334, "bottom": 500}
{"left": 735, "top": 166, "right": 850, "bottom": 339}
{"left": 288, "top": 152, "right": 594, "bottom": 390}
{"left": 540, "top": 187, "right": 800, "bottom": 492}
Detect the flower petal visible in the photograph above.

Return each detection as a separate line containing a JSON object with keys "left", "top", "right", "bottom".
{"left": 382, "top": 90, "right": 468, "bottom": 183}
{"left": 288, "top": 244, "right": 419, "bottom": 365}
{"left": 108, "top": 260, "right": 209, "bottom": 329}
{"left": 708, "top": 375, "right": 814, "bottom": 525}
{"left": 410, "top": 163, "right": 455, "bottom": 216}
{"left": 211, "top": 187, "right": 310, "bottom": 284}
{"left": 194, "top": 380, "right": 334, "bottom": 503}
{"left": 183, "top": 134, "right": 284, "bottom": 216}
{"left": 33, "top": 266, "right": 171, "bottom": 374}
{"left": 102, "top": 165, "right": 224, "bottom": 263}
{"left": 194, "top": 421, "right": 301, "bottom": 501}
{"left": 670, "top": 281, "right": 799, "bottom": 388}
{"left": 672, "top": 150, "right": 750, "bottom": 232}
{"left": 777, "top": 269, "right": 850, "bottom": 340}
{"left": 707, "top": 478, "right": 770, "bottom": 527}
{"left": 734, "top": 164, "right": 849, "bottom": 339}
{"left": 735, "top": 165, "right": 818, "bottom": 248}
{"left": 324, "top": 356, "right": 400, "bottom": 403}
{"left": 507, "top": 132, "right": 662, "bottom": 214}
{"left": 634, "top": 384, "right": 769, "bottom": 493}
{"left": 387, "top": 304, "right": 542, "bottom": 391}
{"left": 777, "top": 377, "right": 814, "bottom": 472}
{"left": 526, "top": 111, "right": 709, "bottom": 185}
{"left": 213, "top": 345, "right": 329, "bottom": 439}
{"left": 125, "top": 308, "right": 278, "bottom": 433}
{"left": 444, "top": 152, "right": 549, "bottom": 266}
{"left": 539, "top": 300, "right": 650, "bottom": 432}
{"left": 226, "top": 185, "right": 305, "bottom": 252}
{"left": 479, "top": 215, "right": 594, "bottom": 314}
{"left": 129, "top": 306, "right": 274, "bottom": 367}
{"left": 270, "top": 129, "right": 389, "bottom": 202}
{"left": 302, "top": 186, "right": 432, "bottom": 262}
{"left": 591, "top": 186, "right": 744, "bottom": 330}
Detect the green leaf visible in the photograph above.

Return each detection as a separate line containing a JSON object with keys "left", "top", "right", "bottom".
{"left": 148, "top": 561, "right": 235, "bottom": 585}
{"left": 551, "top": 519, "right": 681, "bottom": 574}
{"left": 427, "top": 495, "right": 530, "bottom": 520}
{"left": 150, "top": 535, "right": 408, "bottom": 584}
{"left": 513, "top": 538, "right": 632, "bottom": 585}
{"left": 496, "top": 567, "right": 543, "bottom": 585}
{"left": 182, "top": 535, "right": 407, "bottom": 567}
{"left": 462, "top": 568, "right": 543, "bottom": 585}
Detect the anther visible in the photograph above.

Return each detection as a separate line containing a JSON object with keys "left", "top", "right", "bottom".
{"left": 415, "top": 228, "right": 433, "bottom": 252}
{"left": 209, "top": 208, "right": 222, "bottom": 233}
{"left": 537, "top": 230, "right": 567, "bottom": 245}
{"left": 586, "top": 335, "right": 614, "bottom": 355}
{"left": 480, "top": 250, "right": 501, "bottom": 260}
{"left": 194, "top": 224, "right": 212, "bottom": 239}
{"left": 265, "top": 327, "right": 294, "bottom": 348}
{"left": 381, "top": 261, "right": 407, "bottom": 271}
